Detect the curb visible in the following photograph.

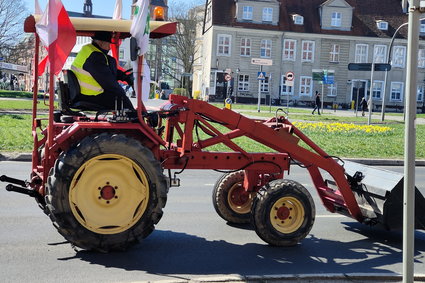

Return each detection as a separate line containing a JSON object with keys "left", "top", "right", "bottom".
{"left": 1, "top": 152, "right": 425, "bottom": 166}
{"left": 132, "top": 273, "right": 425, "bottom": 282}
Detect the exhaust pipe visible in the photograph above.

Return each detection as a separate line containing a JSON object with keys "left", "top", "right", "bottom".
{"left": 342, "top": 161, "right": 425, "bottom": 230}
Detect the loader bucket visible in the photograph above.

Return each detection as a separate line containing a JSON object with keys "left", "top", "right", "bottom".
{"left": 341, "top": 161, "right": 425, "bottom": 230}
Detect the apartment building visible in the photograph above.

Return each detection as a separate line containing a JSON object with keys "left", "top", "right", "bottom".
{"left": 193, "top": 0, "right": 425, "bottom": 110}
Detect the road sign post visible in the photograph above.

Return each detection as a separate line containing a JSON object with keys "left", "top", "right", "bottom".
{"left": 251, "top": 58, "right": 273, "bottom": 112}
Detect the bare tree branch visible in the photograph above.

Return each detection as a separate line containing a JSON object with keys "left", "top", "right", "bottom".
{"left": 0, "top": 0, "right": 28, "bottom": 58}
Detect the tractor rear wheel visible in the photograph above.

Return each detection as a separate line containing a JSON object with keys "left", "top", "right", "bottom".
{"left": 251, "top": 179, "right": 315, "bottom": 246}
{"left": 45, "top": 133, "right": 168, "bottom": 252}
{"left": 212, "top": 171, "right": 255, "bottom": 224}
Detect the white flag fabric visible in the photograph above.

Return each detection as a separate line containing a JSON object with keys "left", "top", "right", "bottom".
{"left": 142, "top": 58, "right": 151, "bottom": 102}
{"left": 112, "top": 0, "right": 122, "bottom": 20}
{"left": 130, "top": 0, "right": 150, "bottom": 56}
{"left": 131, "top": 58, "right": 151, "bottom": 103}
{"left": 35, "top": 0, "right": 42, "bottom": 14}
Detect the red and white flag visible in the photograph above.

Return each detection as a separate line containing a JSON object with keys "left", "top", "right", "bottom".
{"left": 35, "top": 0, "right": 76, "bottom": 75}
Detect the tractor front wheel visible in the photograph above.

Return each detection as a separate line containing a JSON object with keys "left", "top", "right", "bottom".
{"left": 251, "top": 179, "right": 315, "bottom": 246}
{"left": 212, "top": 171, "right": 255, "bottom": 224}
{"left": 46, "top": 133, "right": 168, "bottom": 252}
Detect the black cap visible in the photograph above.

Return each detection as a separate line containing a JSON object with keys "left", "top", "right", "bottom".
{"left": 92, "top": 31, "right": 113, "bottom": 43}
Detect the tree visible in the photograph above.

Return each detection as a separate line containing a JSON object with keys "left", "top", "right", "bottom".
{"left": 0, "top": 0, "right": 28, "bottom": 59}
{"left": 157, "top": 1, "right": 203, "bottom": 97}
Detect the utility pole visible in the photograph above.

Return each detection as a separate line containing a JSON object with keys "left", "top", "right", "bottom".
{"left": 403, "top": 1, "right": 420, "bottom": 282}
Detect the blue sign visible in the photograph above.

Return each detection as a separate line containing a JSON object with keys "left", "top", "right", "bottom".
{"left": 0, "top": 57, "right": 3, "bottom": 61}
{"left": 323, "top": 75, "right": 334, "bottom": 84}
{"left": 257, "top": 71, "right": 266, "bottom": 80}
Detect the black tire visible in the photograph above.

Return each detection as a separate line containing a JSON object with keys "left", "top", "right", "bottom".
{"left": 212, "top": 171, "right": 255, "bottom": 224}
{"left": 251, "top": 179, "right": 315, "bottom": 246}
{"left": 45, "top": 133, "right": 168, "bottom": 252}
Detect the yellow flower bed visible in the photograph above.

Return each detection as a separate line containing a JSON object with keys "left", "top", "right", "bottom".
{"left": 292, "top": 121, "right": 394, "bottom": 135}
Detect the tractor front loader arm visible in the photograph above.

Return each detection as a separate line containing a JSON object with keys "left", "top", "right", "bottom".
{"left": 159, "top": 95, "right": 364, "bottom": 223}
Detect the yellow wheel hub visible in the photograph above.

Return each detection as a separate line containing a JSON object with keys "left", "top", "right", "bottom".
{"left": 270, "top": 196, "right": 304, "bottom": 234}
{"left": 69, "top": 154, "right": 149, "bottom": 234}
{"left": 227, "top": 183, "right": 254, "bottom": 214}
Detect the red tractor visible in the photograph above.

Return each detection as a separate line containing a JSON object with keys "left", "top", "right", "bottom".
{"left": 1, "top": 15, "right": 424, "bottom": 252}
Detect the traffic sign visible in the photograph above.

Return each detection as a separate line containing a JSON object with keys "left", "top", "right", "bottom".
{"left": 257, "top": 72, "right": 266, "bottom": 80}
{"left": 225, "top": 74, "right": 232, "bottom": 81}
{"left": 251, "top": 58, "right": 273, "bottom": 66}
{"left": 285, "top": 71, "right": 294, "bottom": 81}
{"left": 348, "top": 63, "right": 391, "bottom": 71}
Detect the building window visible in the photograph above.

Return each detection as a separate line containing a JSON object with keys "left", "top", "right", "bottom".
{"left": 373, "top": 45, "right": 387, "bottom": 63}
{"left": 292, "top": 14, "right": 304, "bottom": 25}
{"left": 238, "top": 74, "right": 249, "bottom": 91}
{"left": 421, "top": 21, "right": 425, "bottom": 33}
{"left": 377, "top": 21, "right": 388, "bottom": 30}
{"left": 329, "top": 44, "right": 340, "bottom": 62}
{"left": 260, "top": 76, "right": 269, "bottom": 92}
{"left": 217, "top": 34, "right": 231, "bottom": 56}
{"left": 283, "top": 39, "right": 296, "bottom": 61}
{"left": 355, "top": 44, "right": 368, "bottom": 63}
{"left": 331, "top": 12, "right": 341, "bottom": 27}
{"left": 392, "top": 46, "right": 406, "bottom": 68}
{"left": 242, "top": 6, "right": 253, "bottom": 20}
{"left": 417, "top": 85, "right": 424, "bottom": 102}
{"left": 260, "top": 39, "right": 272, "bottom": 58}
{"left": 390, "top": 82, "right": 404, "bottom": 102}
{"left": 419, "top": 49, "right": 425, "bottom": 68}
{"left": 327, "top": 83, "right": 337, "bottom": 97}
{"left": 301, "top": 40, "right": 315, "bottom": 62}
{"left": 372, "top": 81, "right": 384, "bottom": 100}
{"left": 262, "top": 8, "right": 273, "bottom": 22}
{"left": 281, "top": 75, "right": 293, "bottom": 95}
{"left": 240, "top": 38, "right": 251, "bottom": 56}
{"left": 300, "top": 76, "right": 312, "bottom": 96}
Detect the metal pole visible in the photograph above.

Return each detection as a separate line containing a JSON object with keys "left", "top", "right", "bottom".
{"left": 381, "top": 69, "right": 389, "bottom": 121}
{"left": 368, "top": 62, "right": 375, "bottom": 125}
{"left": 257, "top": 65, "right": 262, "bottom": 112}
{"left": 235, "top": 70, "right": 239, "bottom": 104}
{"left": 355, "top": 81, "right": 360, "bottom": 117}
{"left": 321, "top": 82, "right": 324, "bottom": 114}
{"left": 269, "top": 73, "right": 272, "bottom": 113}
{"left": 403, "top": 1, "right": 419, "bottom": 282}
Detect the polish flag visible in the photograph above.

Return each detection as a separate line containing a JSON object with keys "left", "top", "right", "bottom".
{"left": 35, "top": 0, "right": 76, "bottom": 76}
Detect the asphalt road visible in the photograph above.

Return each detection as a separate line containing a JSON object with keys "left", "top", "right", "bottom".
{"left": 1, "top": 161, "right": 425, "bottom": 283}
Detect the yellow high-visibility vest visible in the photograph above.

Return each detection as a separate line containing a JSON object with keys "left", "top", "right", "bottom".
{"left": 71, "top": 44, "right": 108, "bottom": 96}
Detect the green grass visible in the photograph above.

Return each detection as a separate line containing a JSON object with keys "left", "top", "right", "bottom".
{"left": 0, "top": 100, "right": 56, "bottom": 110}
{"left": 0, "top": 114, "right": 34, "bottom": 151}
{"left": 0, "top": 100, "right": 425, "bottom": 159}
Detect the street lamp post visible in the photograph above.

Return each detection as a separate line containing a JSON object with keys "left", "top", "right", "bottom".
{"left": 382, "top": 17, "right": 425, "bottom": 121}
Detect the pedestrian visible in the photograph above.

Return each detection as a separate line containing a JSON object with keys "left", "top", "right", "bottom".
{"left": 360, "top": 97, "right": 368, "bottom": 116}
{"left": 312, "top": 91, "right": 321, "bottom": 115}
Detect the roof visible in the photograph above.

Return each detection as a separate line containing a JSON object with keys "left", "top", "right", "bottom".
{"left": 24, "top": 15, "right": 177, "bottom": 39}
{"left": 211, "top": 0, "right": 409, "bottom": 39}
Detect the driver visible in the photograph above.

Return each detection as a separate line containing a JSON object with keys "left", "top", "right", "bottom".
{"left": 71, "top": 31, "right": 134, "bottom": 110}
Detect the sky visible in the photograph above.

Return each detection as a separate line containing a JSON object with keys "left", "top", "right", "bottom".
{"left": 23, "top": 0, "right": 204, "bottom": 19}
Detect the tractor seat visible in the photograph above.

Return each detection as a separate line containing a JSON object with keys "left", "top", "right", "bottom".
{"left": 58, "top": 69, "right": 108, "bottom": 113}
